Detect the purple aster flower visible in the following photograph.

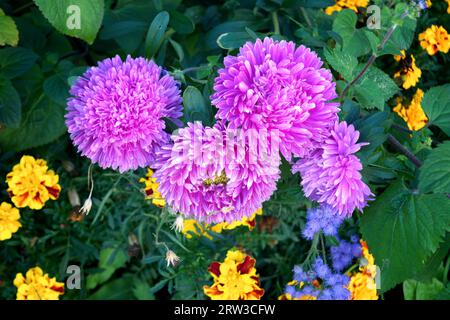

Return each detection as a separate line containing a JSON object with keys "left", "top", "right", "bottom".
{"left": 330, "top": 236, "right": 362, "bottom": 272}
{"left": 212, "top": 37, "right": 339, "bottom": 161}
{"left": 66, "top": 55, "right": 183, "bottom": 172}
{"left": 292, "top": 121, "right": 374, "bottom": 216}
{"left": 153, "top": 122, "right": 280, "bottom": 224}
{"left": 302, "top": 205, "right": 344, "bottom": 240}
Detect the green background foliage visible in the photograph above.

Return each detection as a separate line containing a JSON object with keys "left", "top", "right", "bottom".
{"left": 0, "top": 0, "right": 449, "bottom": 300}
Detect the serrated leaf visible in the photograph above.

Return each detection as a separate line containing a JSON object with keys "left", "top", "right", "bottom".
{"left": 0, "top": 47, "right": 37, "bottom": 79}
{"left": 421, "top": 84, "right": 450, "bottom": 136}
{"left": 0, "top": 94, "right": 66, "bottom": 151}
{"left": 332, "top": 9, "right": 370, "bottom": 57}
{"left": 0, "top": 8, "right": 19, "bottom": 46}
{"left": 403, "top": 278, "right": 445, "bottom": 300}
{"left": 360, "top": 180, "right": 450, "bottom": 292}
{"left": 33, "top": 0, "right": 104, "bottom": 44}
{"left": 354, "top": 66, "right": 399, "bottom": 110}
{"left": 0, "top": 77, "right": 21, "bottom": 128}
{"left": 145, "top": 11, "right": 170, "bottom": 59}
{"left": 418, "top": 141, "right": 450, "bottom": 194}
{"left": 324, "top": 47, "right": 357, "bottom": 81}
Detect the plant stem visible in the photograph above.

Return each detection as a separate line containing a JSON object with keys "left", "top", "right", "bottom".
{"left": 386, "top": 134, "right": 422, "bottom": 168}
{"left": 340, "top": 10, "right": 410, "bottom": 101}
{"left": 272, "top": 11, "right": 280, "bottom": 35}
{"left": 300, "top": 7, "right": 312, "bottom": 28}
{"left": 391, "top": 123, "right": 413, "bottom": 134}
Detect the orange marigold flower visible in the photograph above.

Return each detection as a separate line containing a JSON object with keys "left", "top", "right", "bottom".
{"left": 14, "top": 267, "right": 64, "bottom": 300}
{"left": 447, "top": 0, "right": 450, "bottom": 14}
{"left": 325, "top": 0, "right": 369, "bottom": 15}
{"left": 0, "top": 202, "right": 21, "bottom": 241}
{"left": 394, "top": 51, "right": 421, "bottom": 90}
{"left": 348, "top": 240, "right": 378, "bottom": 300}
{"left": 139, "top": 168, "right": 165, "bottom": 208}
{"left": 6, "top": 156, "right": 61, "bottom": 210}
{"left": 204, "top": 249, "right": 264, "bottom": 300}
{"left": 393, "top": 89, "right": 428, "bottom": 131}
{"left": 419, "top": 25, "right": 450, "bottom": 55}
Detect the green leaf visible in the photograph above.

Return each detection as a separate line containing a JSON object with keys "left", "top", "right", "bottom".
{"left": 354, "top": 66, "right": 399, "bottom": 110}
{"left": 332, "top": 9, "right": 370, "bottom": 57}
{"left": 33, "top": 0, "right": 104, "bottom": 44}
{"left": 421, "top": 84, "right": 450, "bottom": 136}
{"left": 360, "top": 180, "right": 450, "bottom": 292}
{"left": 86, "top": 248, "right": 128, "bottom": 290}
{"left": 0, "top": 77, "right": 21, "bottom": 128}
{"left": 145, "top": 11, "right": 170, "bottom": 59}
{"left": 0, "top": 8, "right": 19, "bottom": 46}
{"left": 217, "top": 31, "right": 254, "bottom": 50}
{"left": 169, "top": 11, "right": 194, "bottom": 35}
{"left": 403, "top": 278, "right": 445, "bottom": 300}
{"left": 418, "top": 141, "right": 450, "bottom": 194}
{"left": 0, "top": 47, "right": 38, "bottom": 79}
{"left": 283, "top": 0, "right": 334, "bottom": 8}
{"left": 324, "top": 47, "right": 357, "bottom": 81}
{"left": 182, "top": 86, "right": 213, "bottom": 125}
{"left": 0, "top": 94, "right": 66, "bottom": 151}
{"left": 43, "top": 73, "right": 70, "bottom": 106}
{"left": 89, "top": 276, "right": 134, "bottom": 300}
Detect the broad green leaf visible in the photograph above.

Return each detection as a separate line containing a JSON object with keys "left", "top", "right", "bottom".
{"left": 0, "top": 77, "right": 21, "bottom": 128}
{"left": 403, "top": 278, "right": 445, "bottom": 300}
{"left": 360, "top": 180, "right": 450, "bottom": 292}
{"left": 86, "top": 248, "right": 128, "bottom": 290}
{"left": 418, "top": 141, "right": 450, "bottom": 194}
{"left": 33, "top": 0, "right": 104, "bottom": 44}
{"left": 421, "top": 84, "right": 450, "bottom": 136}
{"left": 0, "top": 94, "right": 66, "bottom": 151}
{"left": 132, "top": 281, "right": 155, "bottom": 300}
{"left": 43, "top": 73, "right": 70, "bottom": 106}
{"left": 183, "top": 86, "right": 213, "bottom": 125}
{"left": 145, "top": 11, "right": 170, "bottom": 59}
{"left": 0, "top": 47, "right": 37, "bottom": 79}
{"left": 324, "top": 47, "right": 357, "bottom": 81}
{"left": 0, "top": 9, "right": 19, "bottom": 46}
{"left": 354, "top": 66, "right": 399, "bottom": 110}
{"left": 89, "top": 276, "right": 134, "bottom": 300}
{"left": 169, "top": 10, "right": 194, "bottom": 35}
{"left": 332, "top": 9, "right": 370, "bottom": 57}
{"left": 217, "top": 32, "right": 254, "bottom": 50}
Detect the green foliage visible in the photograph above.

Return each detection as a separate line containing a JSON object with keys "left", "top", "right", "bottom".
{"left": 421, "top": 84, "right": 450, "bottom": 136}
{"left": 360, "top": 180, "right": 450, "bottom": 292}
{"left": 33, "top": 0, "right": 104, "bottom": 44}
{"left": 418, "top": 141, "right": 450, "bottom": 194}
{"left": 0, "top": 8, "right": 18, "bottom": 46}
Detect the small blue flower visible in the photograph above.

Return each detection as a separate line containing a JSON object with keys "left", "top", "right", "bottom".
{"left": 302, "top": 205, "right": 344, "bottom": 240}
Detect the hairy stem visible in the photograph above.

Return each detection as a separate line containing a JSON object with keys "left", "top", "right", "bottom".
{"left": 387, "top": 134, "right": 422, "bottom": 168}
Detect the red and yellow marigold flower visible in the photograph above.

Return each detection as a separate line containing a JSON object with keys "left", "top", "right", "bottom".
{"left": 394, "top": 51, "right": 422, "bottom": 90}
{"left": 347, "top": 240, "right": 378, "bottom": 300}
{"left": 0, "top": 202, "right": 21, "bottom": 241}
{"left": 204, "top": 249, "right": 264, "bottom": 300}
{"left": 325, "top": 0, "right": 369, "bottom": 15}
{"left": 393, "top": 89, "right": 428, "bottom": 131}
{"left": 14, "top": 267, "right": 64, "bottom": 300}
{"left": 6, "top": 156, "right": 61, "bottom": 210}
{"left": 139, "top": 168, "right": 165, "bottom": 208}
{"left": 419, "top": 25, "right": 450, "bottom": 55}
{"left": 182, "top": 209, "right": 263, "bottom": 239}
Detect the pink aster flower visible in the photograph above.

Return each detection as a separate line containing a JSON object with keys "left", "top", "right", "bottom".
{"left": 66, "top": 55, "right": 183, "bottom": 172}
{"left": 292, "top": 122, "right": 373, "bottom": 216}
{"left": 153, "top": 122, "right": 280, "bottom": 224}
{"left": 212, "top": 37, "right": 339, "bottom": 160}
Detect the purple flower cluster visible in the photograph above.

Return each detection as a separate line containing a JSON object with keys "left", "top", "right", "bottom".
{"left": 330, "top": 236, "right": 362, "bottom": 272}
{"left": 212, "top": 37, "right": 339, "bottom": 161}
{"left": 66, "top": 55, "right": 182, "bottom": 172}
{"left": 293, "top": 121, "right": 373, "bottom": 216}
{"left": 302, "top": 205, "right": 344, "bottom": 240}
{"left": 286, "top": 257, "right": 351, "bottom": 300}
{"left": 153, "top": 122, "right": 280, "bottom": 223}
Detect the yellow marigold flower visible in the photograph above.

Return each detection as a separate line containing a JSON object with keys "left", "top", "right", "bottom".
{"left": 182, "top": 209, "right": 263, "bottom": 239}
{"left": 348, "top": 240, "right": 378, "bottom": 300}
{"left": 0, "top": 202, "right": 21, "bottom": 241}
{"left": 419, "top": 25, "right": 450, "bottom": 55}
{"left": 325, "top": 0, "right": 369, "bottom": 15}
{"left": 394, "top": 51, "right": 421, "bottom": 89}
{"left": 6, "top": 156, "right": 61, "bottom": 210}
{"left": 393, "top": 89, "right": 428, "bottom": 131}
{"left": 204, "top": 249, "right": 264, "bottom": 300}
{"left": 348, "top": 272, "right": 378, "bottom": 300}
{"left": 14, "top": 267, "right": 64, "bottom": 300}
{"left": 139, "top": 169, "right": 165, "bottom": 208}
{"left": 447, "top": 0, "right": 450, "bottom": 14}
